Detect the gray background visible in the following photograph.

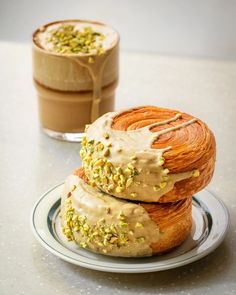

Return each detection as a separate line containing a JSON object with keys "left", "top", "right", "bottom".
{"left": 1, "top": 0, "right": 236, "bottom": 59}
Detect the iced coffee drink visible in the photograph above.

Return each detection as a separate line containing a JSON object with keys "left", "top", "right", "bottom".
{"left": 32, "top": 20, "right": 119, "bottom": 141}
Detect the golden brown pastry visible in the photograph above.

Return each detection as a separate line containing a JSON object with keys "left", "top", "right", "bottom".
{"left": 61, "top": 173, "right": 192, "bottom": 257}
{"left": 80, "top": 106, "right": 216, "bottom": 203}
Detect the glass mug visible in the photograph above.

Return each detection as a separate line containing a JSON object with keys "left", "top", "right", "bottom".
{"left": 32, "top": 20, "right": 119, "bottom": 142}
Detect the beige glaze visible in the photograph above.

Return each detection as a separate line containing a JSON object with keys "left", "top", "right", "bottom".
{"left": 32, "top": 43, "right": 119, "bottom": 91}
{"left": 69, "top": 52, "right": 116, "bottom": 122}
{"left": 61, "top": 175, "right": 161, "bottom": 257}
{"left": 82, "top": 110, "right": 198, "bottom": 202}
{"left": 32, "top": 20, "right": 119, "bottom": 132}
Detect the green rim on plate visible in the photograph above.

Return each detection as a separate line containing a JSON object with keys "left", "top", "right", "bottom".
{"left": 31, "top": 184, "right": 229, "bottom": 273}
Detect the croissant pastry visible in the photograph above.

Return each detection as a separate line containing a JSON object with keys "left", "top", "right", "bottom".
{"left": 61, "top": 173, "right": 192, "bottom": 257}
{"left": 80, "top": 106, "right": 216, "bottom": 203}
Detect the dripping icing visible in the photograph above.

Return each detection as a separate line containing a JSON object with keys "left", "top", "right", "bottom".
{"left": 70, "top": 51, "right": 113, "bottom": 122}
{"left": 61, "top": 175, "right": 161, "bottom": 257}
{"left": 82, "top": 110, "right": 198, "bottom": 202}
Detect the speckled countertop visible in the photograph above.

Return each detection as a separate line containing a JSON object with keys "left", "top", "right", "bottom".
{"left": 0, "top": 42, "right": 236, "bottom": 295}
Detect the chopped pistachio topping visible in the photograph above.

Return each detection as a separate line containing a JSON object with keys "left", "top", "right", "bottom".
{"left": 46, "top": 24, "right": 105, "bottom": 56}
{"left": 103, "top": 132, "right": 110, "bottom": 139}
{"left": 97, "top": 142, "right": 104, "bottom": 151}
{"left": 80, "top": 137, "right": 141, "bottom": 195}
{"left": 88, "top": 57, "right": 95, "bottom": 63}
{"left": 137, "top": 237, "right": 145, "bottom": 243}
{"left": 126, "top": 177, "right": 133, "bottom": 188}
{"left": 158, "top": 156, "right": 165, "bottom": 166}
{"left": 94, "top": 158, "right": 105, "bottom": 167}
{"left": 163, "top": 168, "right": 169, "bottom": 174}
{"left": 117, "top": 213, "right": 126, "bottom": 221}
{"left": 119, "top": 221, "right": 128, "bottom": 227}
{"left": 160, "top": 181, "right": 167, "bottom": 189}
{"left": 130, "top": 192, "right": 137, "bottom": 198}
{"left": 104, "top": 148, "right": 110, "bottom": 157}
{"left": 192, "top": 170, "right": 200, "bottom": 177}
{"left": 116, "top": 186, "right": 124, "bottom": 193}
{"left": 162, "top": 176, "right": 168, "bottom": 181}
{"left": 127, "top": 163, "right": 134, "bottom": 170}
{"left": 88, "top": 139, "right": 95, "bottom": 145}
{"left": 71, "top": 185, "right": 77, "bottom": 191}
{"left": 62, "top": 199, "right": 133, "bottom": 250}
{"left": 135, "top": 222, "right": 143, "bottom": 228}
{"left": 153, "top": 185, "right": 160, "bottom": 192}
{"left": 85, "top": 124, "right": 91, "bottom": 132}
{"left": 80, "top": 241, "right": 87, "bottom": 248}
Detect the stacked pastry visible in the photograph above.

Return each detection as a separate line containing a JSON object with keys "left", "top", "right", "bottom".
{"left": 61, "top": 106, "right": 216, "bottom": 257}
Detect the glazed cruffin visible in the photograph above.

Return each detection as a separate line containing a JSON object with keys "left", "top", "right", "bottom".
{"left": 61, "top": 106, "right": 216, "bottom": 257}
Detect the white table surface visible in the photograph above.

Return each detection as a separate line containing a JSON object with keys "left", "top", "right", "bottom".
{"left": 0, "top": 42, "right": 236, "bottom": 295}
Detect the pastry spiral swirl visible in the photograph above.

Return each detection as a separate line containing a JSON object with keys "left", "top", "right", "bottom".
{"left": 80, "top": 106, "right": 216, "bottom": 202}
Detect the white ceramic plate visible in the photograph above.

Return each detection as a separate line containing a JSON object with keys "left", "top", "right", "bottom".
{"left": 31, "top": 184, "right": 229, "bottom": 273}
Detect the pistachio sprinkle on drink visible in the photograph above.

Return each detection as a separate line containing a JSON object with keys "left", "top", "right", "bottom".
{"left": 47, "top": 24, "right": 105, "bottom": 55}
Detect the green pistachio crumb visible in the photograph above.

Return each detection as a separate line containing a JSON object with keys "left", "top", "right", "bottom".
{"left": 160, "top": 182, "right": 167, "bottom": 189}
{"left": 192, "top": 170, "right": 200, "bottom": 177}
{"left": 137, "top": 237, "right": 145, "bottom": 243}
{"left": 104, "top": 148, "right": 110, "bottom": 157}
{"left": 47, "top": 24, "right": 106, "bottom": 55}
{"left": 158, "top": 156, "right": 165, "bottom": 166}
{"left": 88, "top": 57, "right": 95, "bottom": 63}
{"left": 116, "top": 186, "right": 124, "bottom": 193}
{"left": 71, "top": 185, "right": 76, "bottom": 192}
{"left": 130, "top": 192, "right": 137, "bottom": 198}
{"left": 126, "top": 177, "right": 133, "bottom": 188}
{"left": 135, "top": 222, "right": 143, "bottom": 228}
{"left": 80, "top": 241, "right": 87, "bottom": 248}
{"left": 163, "top": 168, "right": 169, "bottom": 174}
{"left": 103, "top": 132, "right": 109, "bottom": 139}
{"left": 153, "top": 185, "right": 160, "bottom": 192}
